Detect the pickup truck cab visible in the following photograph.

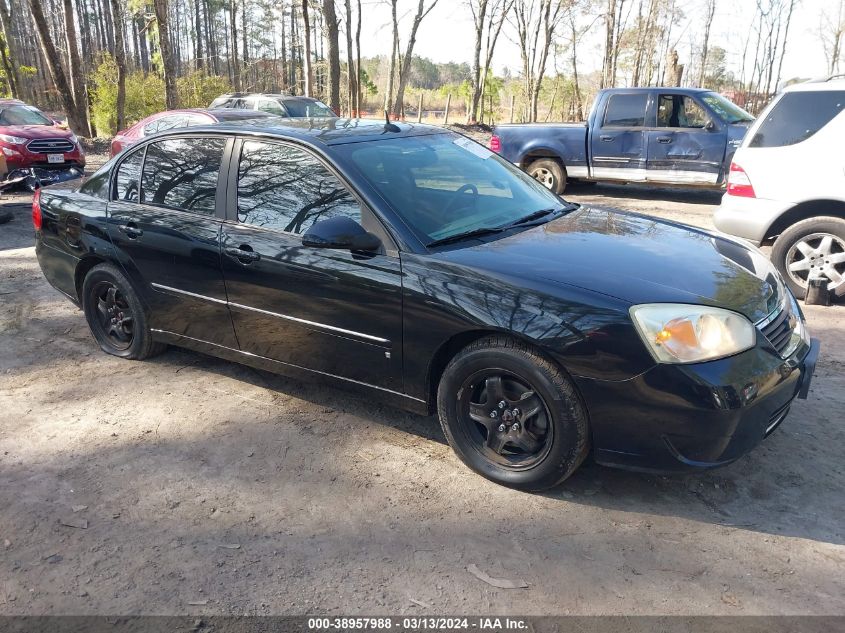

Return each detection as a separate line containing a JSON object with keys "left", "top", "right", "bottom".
{"left": 491, "top": 87, "right": 754, "bottom": 193}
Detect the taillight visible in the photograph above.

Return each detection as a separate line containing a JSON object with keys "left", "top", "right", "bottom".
{"left": 489, "top": 135, "right": 501, "bottom": 153}
{"left": 32, "top": 188, "right": 42, "bottom": 230}
{"left": 726, "top": 162, "right": 755, "bottom": 198}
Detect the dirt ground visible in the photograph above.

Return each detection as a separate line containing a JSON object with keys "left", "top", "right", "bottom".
{"left": 1, "top": 153, "right": 844, "bottom": 616}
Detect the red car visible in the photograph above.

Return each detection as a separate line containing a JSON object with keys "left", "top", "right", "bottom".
{"left": 0, "top": 99, "right": 85, "bottom": 176}
{"left": 110, "top": 108, "right": 277, "bottom": 157}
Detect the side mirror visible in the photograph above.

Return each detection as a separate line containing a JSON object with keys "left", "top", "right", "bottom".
{"left": 302, "top": 216, "right": 382, "bottom": 252}
{"left": 704, "top": 119, "right": 716, "bottom": 131}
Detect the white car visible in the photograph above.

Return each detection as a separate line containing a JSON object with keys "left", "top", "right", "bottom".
{"left": 714, "top": 77, "right": 845, "bottom": 298}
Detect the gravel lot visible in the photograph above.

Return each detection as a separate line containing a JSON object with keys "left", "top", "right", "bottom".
{"left": 1, "top": 153, "right": 843, "bottom": 616}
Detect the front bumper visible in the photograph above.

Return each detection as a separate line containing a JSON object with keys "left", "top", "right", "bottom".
{"left": 713, "top": 193, "right": 796, "bottom": 245}
{"left": 575, "top": 336, "right": 820, "bottom": 473}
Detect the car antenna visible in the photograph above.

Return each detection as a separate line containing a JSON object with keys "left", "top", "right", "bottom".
{"left": 383, "top": 110, "right": 401, "bottom": 133}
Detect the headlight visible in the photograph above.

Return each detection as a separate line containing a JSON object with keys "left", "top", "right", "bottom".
{"left": 0, "top": 134, "right": 28, "bottom": 145}
{"left": 630, "top": 304, "right": 756, "bottom": 364}
{"left": 68, "top": 133, "right": 79, "bottom": 144}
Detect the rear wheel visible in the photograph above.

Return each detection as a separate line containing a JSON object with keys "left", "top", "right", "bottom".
{"left": 771, "top": 216, "right": 845, "bottom": 298}
{"left": 82, "top": 263, "right": 165, "bottom": 360}
{"left": 437, "top": 336, "right": 589, "bottom": 491}
{"left": 526, "top": 158, "right": 566, "bottom": 194}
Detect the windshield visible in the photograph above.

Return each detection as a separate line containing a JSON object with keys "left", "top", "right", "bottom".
{"left": 339, "top": 133, "right": 566, "bottom": 244}
{"left": 283, "top": 100, "right": 336, "bottom": 117}
{"left": 0, "top": 105, "right": 54, "bottom": 126}
{"left": 701, "top": 92, "right": 754, "bottom": 124}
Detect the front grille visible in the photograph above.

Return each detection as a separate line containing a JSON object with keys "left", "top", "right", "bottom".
{"left": 759, "top": 304, "right": 795, "bottom": 356}
{"left": 26, "top": 138, "right": 75, "bottom": 154}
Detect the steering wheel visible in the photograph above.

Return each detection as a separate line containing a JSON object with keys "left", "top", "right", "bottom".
{"left": 442, "top": 183, "right": 479, "bottom": 215}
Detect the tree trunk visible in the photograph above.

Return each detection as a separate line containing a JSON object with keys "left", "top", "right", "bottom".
{"left": 697, "top": 0, "right": 715, "bottom": 86}
{"left": 28, "top": 0, "right": 87, "bottom": 133}
{"left": 468, "top": 0, "right": 488, "bottom": 123}
{"left": 111, "top": 0, "right": 127, "bottom": 132}
{"left": 385, "top": 0, "right": 397, "bottom": 113}
{"left": 194, "top": 0, "right": 204, "bottom": 71}
{"left": 153, "top": 0, "right": 179, "bottom": 108}
{"left": 63, "top": 0, "right": 92, "bottom": 136}
{"left": 136, "top": 11, "right": 150, "bottom": 72}
{"left": 0, "top": 0, "right": 20, "bottom": 98}
{"left": 355, "top": 0, "right": 361, "bottom": 112}
{"left": 344, "top": 0, "right": 355, "bottom": 115}
{"left": 301, "top": 0, "right": 313, "bottom": 96}
{"left": 323, "top": 0, "right": 340, "bottom": 113}
{"left": 229, "top": 0, "right": 241, "bottom": 90}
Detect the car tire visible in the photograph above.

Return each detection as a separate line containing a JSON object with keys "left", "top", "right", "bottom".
{"left": 82, "top": 263, "right": 166, "bottom": 360}
{"left": 526, "top": 158, "right": 566, "bottom": 194}
{"left": 771, "top": 216, "right": 845, "bottom": 298}
{"left": 436, "top": 336, "right": 589, "bottom": 491}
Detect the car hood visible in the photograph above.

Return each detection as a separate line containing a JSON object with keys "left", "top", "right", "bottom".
{"left": 1, "top": 125, "right": 74, "bottom": 139}
{"left": 433, "top": 207, "right": 782, "bottom": 323}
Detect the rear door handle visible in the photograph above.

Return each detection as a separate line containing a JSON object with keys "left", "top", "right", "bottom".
{"left": 118, "top": 222, "right": 143, "bottom": 238}
{"left": 657, "top": 136, "right": 672, "bottom": 144}
{"left": 225, "top": 245, "right": 261, "bottom": 264}
{"left": 599, "top": 135, "right": 614, "bottom": 142}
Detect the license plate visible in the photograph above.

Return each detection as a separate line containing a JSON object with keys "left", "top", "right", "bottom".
{"left": 47, "top": 154, "right": 65, "bottom": 164}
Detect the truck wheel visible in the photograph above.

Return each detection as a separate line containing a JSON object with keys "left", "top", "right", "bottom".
{"left": 771, "top": 216, "right": 845, "bottom": 298}
{"left": 526, "top": 159, "right": 566, "bottom": 194}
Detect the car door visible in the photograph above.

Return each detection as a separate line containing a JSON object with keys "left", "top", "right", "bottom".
{"left": 106, "top": 136, "right": 238, "bottom": 348}
{"left": 645, "top": 93, "right": 724, "bottom": 184}
{"left": 590, "top": 92, "right": 649, "bottom": 181}
{"left": 219, "top": 138, "right": 404, "bottom": 391}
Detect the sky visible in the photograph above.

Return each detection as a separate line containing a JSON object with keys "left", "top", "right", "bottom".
{"left": 354, "top": 0, "right": 835, "bottom": 86}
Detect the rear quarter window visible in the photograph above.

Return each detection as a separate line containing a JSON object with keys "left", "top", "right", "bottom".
{"left": 749, "top": 91, "right": 845, "bottom": 148}
{"left": 114, "top": 148, "right": 144, "bottom": 202}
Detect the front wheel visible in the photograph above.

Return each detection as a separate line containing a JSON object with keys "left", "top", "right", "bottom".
{"left": 437, "top": 336, "right": 589, "bottom": 491}
{"left": 771, "top": 216, "right": 845, "bottom": 298}
{"left": 526, "top": 159, "right": 566, "bottom": 195}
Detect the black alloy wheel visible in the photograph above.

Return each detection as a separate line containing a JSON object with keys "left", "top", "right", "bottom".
{"left": 89, "top": 280, "right": 135, "bottom": 351}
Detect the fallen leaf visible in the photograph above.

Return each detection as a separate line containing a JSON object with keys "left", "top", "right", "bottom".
{"left": 3, "top": 539, "right": 10, "bottom": 549}
{"left": 59, "top": 517, "right": 88, "bottom": 529}
{"left": 721, "top": 592, "right": 741, "bottom": 607}
{"left": 467, "top": 563, "right": 528, "bottom": 589}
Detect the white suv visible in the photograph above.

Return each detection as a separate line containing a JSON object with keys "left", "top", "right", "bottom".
{"left": 714, "top": 78, "right": 845, "bottom": 298}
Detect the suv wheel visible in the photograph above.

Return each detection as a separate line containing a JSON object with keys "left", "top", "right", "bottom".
{"left": 526, "top": 159, "right": 566, "bottom": 194}
{"left": 771, "top": 216, "right": 845, "bottom": 298}
{"left": 436, "top": 336, "right": 589, "bottom": 491}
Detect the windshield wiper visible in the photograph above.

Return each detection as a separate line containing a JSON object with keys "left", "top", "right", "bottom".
{"left": 426, "top": 226, "right": 507, "bottom": 248}
{"left": 503, "top": 205, "right": 575, "bottom": 228}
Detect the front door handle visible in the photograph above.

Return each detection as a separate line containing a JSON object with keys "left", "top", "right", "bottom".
{"left": 225, "top": 245, "right": 261, "bottom": 264}
{"left": 657, "top": 136, "right": 673, "bottom": 144}
{"left": 599, "top": 134, "right": 614, "bottom": 142}
{"left": 118, "top": 222, "right": 143, "bottom": 239}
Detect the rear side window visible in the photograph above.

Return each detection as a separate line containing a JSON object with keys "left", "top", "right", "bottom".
{"left": 603, "top": 93, "right": 648, "bottom": 127}
{"left": 236, "top": 140, "right": 361, "bottom": 234}
{"left": 141, "top": 137, "right": 225, "bottom": 215}
{"left": 750, "top": 91, "right": 845, "bottom": 148}
{"left": 114, "top": 148, "right": 143, "bottom": 202}
{"left": 257, "top": 99, "right": 286, "bottom": 115}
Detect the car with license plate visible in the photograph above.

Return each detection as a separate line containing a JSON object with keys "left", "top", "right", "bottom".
{"left": 33, "top": 118, "right": 819, "bottom": 490}
{"left": 0, "top": 98, "right": 85, "bottom": 187}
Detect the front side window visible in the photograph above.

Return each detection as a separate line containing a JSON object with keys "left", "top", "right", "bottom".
{"left": 701, "top": 92, "right": 754, "bottom": 124}
{"left": 114, "top": 148, "right": 144, "bottom": 202}
{"left": 656, "top": 95, "right": 708, "bottom": 128}
{"left": 749, "top": 91, "right": 845, "bottom": 148}
{"left": 283, "top": 100, "right": 336, "bottom": 117}
{"left": 237, "top": 140, "right": 361, "bottom": 234}
{"left": 603, "top": 93, "right": 648, "bottom": 127}
{"left": 337, "top": 134, "right": 564, "bottom": 243}
{"left": 257, "top": 99, "right": 286, "bottom": 116}
{"left": 141, "top": 137, "right": 225, "bottom": 215}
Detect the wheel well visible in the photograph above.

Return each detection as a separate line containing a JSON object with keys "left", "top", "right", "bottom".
{"left": 764, "top": 199, "right": 845, "bottom": 243}
{"left": 521, "top": 151, "right": 565, "bottom": 173}
{"left": 74, "top": 256, "right": 106, "bottom": 303}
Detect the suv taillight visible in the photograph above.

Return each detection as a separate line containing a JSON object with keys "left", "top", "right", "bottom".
{"left": 726, "top": 162, "right": 756, "bottom": 198}
{"left": 32, "top": 188, "right": 42, "bottom": 230}
{"left": 489, "top": 135, "right": 501, "bottom": 153}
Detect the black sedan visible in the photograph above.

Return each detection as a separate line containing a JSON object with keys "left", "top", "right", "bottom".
{"left": 33, "top": 118, "right": 820, "bottom": 490}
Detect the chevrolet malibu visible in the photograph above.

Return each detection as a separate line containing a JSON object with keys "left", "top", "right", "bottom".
{"left": 34, "top": 118, "right": 820, "bottom": 490}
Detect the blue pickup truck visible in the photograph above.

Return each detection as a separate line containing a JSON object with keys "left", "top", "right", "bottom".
{"left": 491, "top": 87, "right": 755, "bottom": 193}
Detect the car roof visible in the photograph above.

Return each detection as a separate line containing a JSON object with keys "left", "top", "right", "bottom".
{"left": 782, "top": 77, "right": 845, "bottom": 92}
{"left": 215, "top": 93, "right": 324, "bottom": 103}
{"left": 165, "top": 117, "right": 448, "bottom": 146}
{"left": 603, "top": 87, "right": 711, "bottom": 94}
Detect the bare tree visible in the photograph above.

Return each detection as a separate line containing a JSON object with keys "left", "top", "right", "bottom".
{"left": 0, "top": 0, "right": 20, "bottom": 98}
{"left": 511, "top": 0, "right": 563, "bottom": 122}
{"left": 302, "top": 0, "right": 314, "bottom": 96}
{"left": 697, "top": 0, "right": 716, "bottom": 86}
{"left": 392, "top": 0, "right": 440, "bottom": 117}
{"left": 344, "top": 0, "right": 357, "bottom": 114}
{"left": 323, "top": 0, "right": 341, "bottom": 113}
{"left": 820, "top": 0, "right": 845, "bottom": 74}
{"left": 468, "top": 0, "right": 511, "bottom": 123}
{"left": 385, "top": 0, "right": 398, "bottom": 113}
{"left": 63, "top": 0, "right": 92, "bottom": 135}
{"left": 355, "top": 0, "right": 362, "bottom": 112}
{"left": 111, "top": 0, "right": 127, "bottom": 131}
{"left": 153, "top": 0, "right": 179, "bottom": 108}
